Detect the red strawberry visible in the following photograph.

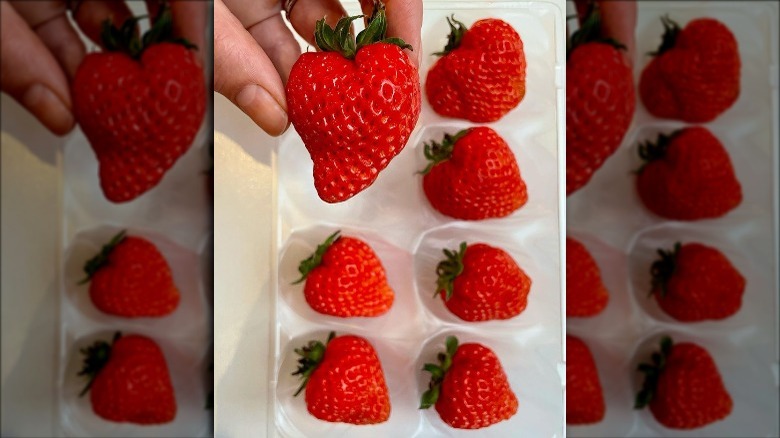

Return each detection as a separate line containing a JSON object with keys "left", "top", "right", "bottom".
{"left": 294, "top": 231, "right": 394, "bottom": 317}
{"left": 567, "top": 7, "right": 635, "bottom": 196}
{"left": 566, "top": 237, "right": 609, "bottom": 317}
{"left": 636, "top": 337, "right": 732, "bottom": 429}
{"left": 79, "top": 332, "right": 176, "bottom": 424}
{"left": 434, "top": 242, "right": 530, "bottom": 321}
{"left": 648, "top": 242, "right": 745, "bottom": 322}
{"left": 566, "top": 335, "right": 605, "bottom": 424}
{"left": 640, "top": 16, "right": 740, "bottom": 123}
{"left": 421, "top": 127, "right": 527, "bottom": 220}
{"left": 636, "top": 127, "right": 742, "bottom": 220}
{"left": 421, "top": 336, "right": 518, "bottom": 429}
{"left": 80, "top": 230, "right": 180, "bottom": 317}
{"left": 293, "top": 332, "right": 390, "bottom": 424}
{"left": 426, "top": 17, "right": 526, "bottom": 122}
{"left": 72, "top": 7, "right": 205, "bottom": 203}
{"left": 286, "top": 5, "right": 421, "bottom": 203}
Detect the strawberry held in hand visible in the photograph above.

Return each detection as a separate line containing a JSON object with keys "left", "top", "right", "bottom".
{"left": 636, "top": 337, "right": 733, "bottom": 429}
{"left": 80, "top": 230, "right": 180, "bottom": 317}
{"left": 294, "top": 231, "right": 394, "bottom": 317}
{"left": 421, "top": 336, "right": 518, "bottom": 429}
{"left": 421, "top": 127, "right": 527, "bottom": 220}
{"left": 567, "top": 336, "right": 605, "bottom": 425}
{"left": 567, "top": 237, "right": 609, "bottom": 317}
{"left": 79, "top": 332, "right": 176, "bottom": 424}
{"left": 426, "top": 16, "right": 526, "bottom": 122}
{"left": 648, "top": 242, "right": 745, "bottom": 322}
{"left": 640, "top": 16, "right": 740, "bottom": 123}
{"left": 72, "top": 8, "right": 205, "bottom": 203}
{"left": 434, "top": 242, "right": 531, "bottom": 322}
{"left": 636, "top": 127, "right": 742, "bottom": 220}
{"left": 293, "top": 332, "right": 391, "bottom": 424}
{"left": 567, "top": 7, "right": 635, "bottom": 195}
{"left": 286, "top": 4, "right": 421, "bottom": 203}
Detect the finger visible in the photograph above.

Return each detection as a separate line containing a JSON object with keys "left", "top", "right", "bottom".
{"left": 145, "top": 0, "right": 162, "bottom": 21}
{"left": 170, "top": 0, "right": 207, "bottom": 63}
{"left": 247, "top": 15, "right": 300, "bottom": 84}
{"left": 214, "top": 0, "right": 288, "bottom": 135}
{"left": 287, "top": 0, "right": 347, "bottom": 47}
{"left": 1, "top": 2, "right": 74, "bottom": 135}
{"left": 72, "top": 0, "right": 134, "bottom": 47}
{"left": 359, "top": 0, "right": 421, "bottom": 66}
{"left": 598, "top": 0, "right": 636, "bottom": 67}
{"left": 574, "top": 0, "right": 589, "bottom": 22}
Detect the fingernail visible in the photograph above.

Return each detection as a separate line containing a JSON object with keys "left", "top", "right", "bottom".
{"left": 22, "top": 84, "right": 74, "bottom": 135}
{"left": 236, "top": 85, "right": 288, "bottom": 136}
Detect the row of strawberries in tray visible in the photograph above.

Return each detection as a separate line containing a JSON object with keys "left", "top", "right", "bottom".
{"left": 567, "top": 6, "right": 744, "bottom": 432}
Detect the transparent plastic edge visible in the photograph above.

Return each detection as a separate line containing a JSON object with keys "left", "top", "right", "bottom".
{"left": 268, "top": 139, "right": 282, "bottom": 438}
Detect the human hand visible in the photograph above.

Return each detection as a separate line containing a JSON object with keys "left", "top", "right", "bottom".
{"left": 574, "top": 0, "right": 636, "bottom": 67}
{"left": 214, "top": 0, "right": 422, "bottom": 137}
{"left": 0, "top": 0, "right": 205, "bottom": 136}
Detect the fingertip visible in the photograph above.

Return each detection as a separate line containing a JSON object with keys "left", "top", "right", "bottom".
{"left": 22, "top": 84, "right": 75, "bottom": 136}
{"left": 235, "top": 85, "right": 289, "bottom": 136}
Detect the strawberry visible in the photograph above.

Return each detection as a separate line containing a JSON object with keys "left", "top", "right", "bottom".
{"left": 566, "top": 335, "right": 605, "bottom": 425}
{"left": 426, "top": 16, "right": 526, "bottom": 122}
{"left": 566, "top": 237, "right": 609, "bottom": 317}
{"left": 78, "top": 332, "right": 176, "bottom": 424}
{"left": 434, "top": 242, "right": 530, "bottom": 321}
{"left": 635, "top": 127, "right": 742, "bottom": 220}
{"left": 293, "top": 332, "right": 390, "bottom": 424}
{"left": 79, "top": 230, "right": 180, "bottom": 317}
{"left": 421, "top": 336, "right": 518, "bottom": 429}
{"left": 640, "top": 16, "right": 740, "bottom": 123}
{"left": 567, "top": 6, "right": 635, "bottom": 195}
{"left": 72, "top": 7, "right": 205, "bottom": 203}
{"left": 421, "top": 127, "right": 527, "bottom": 220}
{"left": 648, "top": 242, "right": 745, "bottom": 322}
{"left": 286, "top": 4, "right": 421, "bottom": 203}
{"left": 636, "top": 337, "right": 732, "bottom": 429}
{"left": 293, "top": 231, "right": 394, "bottom": 317}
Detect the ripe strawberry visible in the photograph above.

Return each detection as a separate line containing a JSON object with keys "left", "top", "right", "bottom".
{"left": 567, "top": 7, "right": 635, "bottom": 195}
{"left": 79, "top": 230, "right": 180, "bottom": 317}
{"left": 635, "top": 127, "right": 742, "bottom": 220}
{"left": 293, "top": 231, "right": 394, "bottom": 317}
{"left": 286, "top": 5, "right": 421, "bottom": 203}
{"left": 78, "top": 332, "right": 176, "bottom": 424}
{"left": 421, "top": 127, "right": 527, "bottom": 220}
{"left": 426, "top": 17, "right": 526, "bottom": 122}
{"left": 567, "top": 335, "right": 605, "bottom": 424}
{"left": 293, "top": 332, "right": 390, "bottom": 424}
{"left": 72, "top": 7, "right": 205, "bottom": 203}
{"left": 567, "top": 237, "right": 609, "bottom": 317}
{"left": 640, "top": 16, "right": 740, "bottom": 123}
{"left": 434, "top": 242, "right": 530, "bottom": 321}
{"left": 648, "top": 242, "right": 745, "bottom": 322}
{"left": 636, "top": 337, "right": 732, "bottom": 429}
{"left": 421, "top": 336, "right": 518, "bottom": 429}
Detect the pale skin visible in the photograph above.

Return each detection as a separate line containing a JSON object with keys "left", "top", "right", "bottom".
{"left": 0, "top": 0, "right": 205, "bottom": 136}
{"left": 214, "top": 0, "right": 422, "bottom": 136}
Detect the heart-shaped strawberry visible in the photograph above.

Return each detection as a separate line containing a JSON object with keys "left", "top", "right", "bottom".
{"left": 72, "top": 7, "right": 205, "bottom": 203}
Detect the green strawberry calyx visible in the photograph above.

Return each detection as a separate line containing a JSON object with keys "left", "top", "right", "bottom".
{"left": 78, "top": 230, "right": 127, "bottom": 285}
{"left": 649, "top": 15, "right": 681, "bottom": 57}
{"left": 292, "top": 230, "right": 341, "bottom": 284}
{"left": 420, "top": 336, "right": 459, "bottom": 409}
{"left": 635, "top": 336, "right": 673, "bottom": 409}
{"left": 434, "top": 15, "right": 468, "bottom": 56}
{"left": 419, "top": 129, "right": 470, "bottom": 175}
{"left": 101, "top": 3, "right": 196, "bottom": 59}
{"left": 292, "top": 331, "right": 336, "bottom": 396}
{"left": 648, "top": 242, "right": 681, "bottom": 298}
{"left": 78, "top": 331, "right": 121, "bottom": 397}
{"left": 433, "top": 242, "right": 467, "bottom": 301}
{"left": 314, "top": 2, "right": 412, "bottom": 60}
{"left": 636, "top": 130, "right": 682, "bottom": 173}
{"left": 567, "top": 4, "right": 627, "bottom": 58}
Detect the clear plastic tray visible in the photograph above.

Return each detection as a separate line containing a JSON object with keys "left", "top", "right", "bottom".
{"left": 566, "top": 2, "right": 780, "bottom": 436}
{"left": 269, "top": 1, "right": 566, "bottom": 436}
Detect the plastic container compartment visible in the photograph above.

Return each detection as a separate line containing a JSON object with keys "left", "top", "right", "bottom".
{"left": 56, "top": 76, "right": 212, "bottom": 437}
{"left": 269, "top": 1, "right": 566, "bottom": 436}
{"left": 567, "top": 2, "right": 779, "bottom": 437}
